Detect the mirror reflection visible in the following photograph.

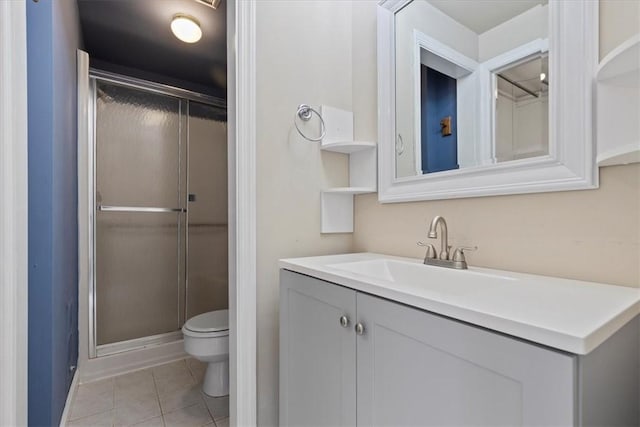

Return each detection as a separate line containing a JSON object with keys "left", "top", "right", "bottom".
{"left": 495, "top": 54, "right": 549, "bottom": 162}
{"left": 394, "top": 0, "right": 549, "bottom": 178}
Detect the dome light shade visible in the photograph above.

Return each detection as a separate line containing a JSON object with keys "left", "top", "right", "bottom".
{"left": 171, "top": 14, "right": 202, "bottom": 43}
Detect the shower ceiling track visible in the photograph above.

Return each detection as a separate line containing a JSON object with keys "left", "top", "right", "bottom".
{"left": 90, "top": 68, "right": 226, "bottom": 108}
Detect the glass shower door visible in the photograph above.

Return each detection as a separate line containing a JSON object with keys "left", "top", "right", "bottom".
{"left": 94, "top": 81, "right": 186, "bottom": 349}
{"left": 186, "top": 102, "right": 228, "bottom": 319}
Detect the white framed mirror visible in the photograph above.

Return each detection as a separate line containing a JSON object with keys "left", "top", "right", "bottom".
{"left": 377, "top": 0, "right": 598, "bottom": 202}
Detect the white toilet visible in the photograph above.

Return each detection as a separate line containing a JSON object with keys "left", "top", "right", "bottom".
{"left": 182, "top": 309, "right": 229, "bottom": 397}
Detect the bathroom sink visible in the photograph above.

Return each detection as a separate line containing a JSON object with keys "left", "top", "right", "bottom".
{"left": 327, "top": 258, "right": 514, "bottom": 297}
{"left": 279, "top": 252, "right": 640, "bottom": 354}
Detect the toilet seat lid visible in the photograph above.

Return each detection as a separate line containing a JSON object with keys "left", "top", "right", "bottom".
{"left": 184, "top": 309, "right": 229, "bottom": 333}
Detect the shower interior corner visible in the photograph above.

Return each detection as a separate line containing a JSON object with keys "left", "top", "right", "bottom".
{"left": 79, "top": 68, "right": 229, "bottom": 378}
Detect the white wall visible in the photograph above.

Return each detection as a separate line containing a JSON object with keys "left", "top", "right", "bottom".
{"left": 495, "top": 93, "right": 514, "bottom": 161}
{"left": 495, "top": 93, "right": 548, "bottom": 162}
{"left": 478, "top": 4, "right": 548, "bottom": 62}
{"left": 599, "top": 0, "right": 640, "bottom": 58}
{"left": 512, "top": 94, "right": 548, "bottom": 159}
{"left": 256, "top": 1, "right": 354, "bottom": 424}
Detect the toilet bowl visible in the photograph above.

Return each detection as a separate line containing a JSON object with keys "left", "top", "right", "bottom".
{"left": 182, "top": 309, "right": 229, "bottom": 397}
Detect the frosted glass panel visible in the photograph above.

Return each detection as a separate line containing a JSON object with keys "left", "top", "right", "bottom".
{"left": 96, "top": 82, "right": 181, "bottom": 207}
{"left": 96, "top": 212, "right": 181, "bottom": 345}
{"left": 94, "top": 81, "right": 185, "bottom": 346}
{"left": 186, "top": 102, "right": 228, "bottom": 318}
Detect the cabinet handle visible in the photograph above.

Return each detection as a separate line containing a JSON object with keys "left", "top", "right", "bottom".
{"left": 339, "top": 315, "right": 349, "bottom": 328}
{"left": 355, "top": 323, "right": 365, "bottom": 335}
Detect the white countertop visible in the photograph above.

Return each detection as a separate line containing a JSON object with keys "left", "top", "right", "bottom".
{"left": 279, "top": 253, "right": 640, "bottom": 355}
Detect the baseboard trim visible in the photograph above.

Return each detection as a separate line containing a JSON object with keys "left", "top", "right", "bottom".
{"left": 58, "top": 370, "right": 79, "bottom": 427}
{"left": 79, "top": 339, "right": 187, "bottom": 384}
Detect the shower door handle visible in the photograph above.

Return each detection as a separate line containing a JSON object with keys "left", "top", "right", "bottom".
{"left": 97, "top": 205, "right": 186, "bottom": 213}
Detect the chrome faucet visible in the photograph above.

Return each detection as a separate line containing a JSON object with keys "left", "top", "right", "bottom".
{"left": 418, "top": 215, "right": 477, "bottom": 270}
{"left": 428, "top": 215, "right": 450, "bottom": 260}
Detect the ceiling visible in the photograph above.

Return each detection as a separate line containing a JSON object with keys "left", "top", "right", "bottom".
{"left": 426, "top": 0, "right": 547, "bottom": 34}
{"left": 78, "top": 0, "right": 226, "bottom": 99}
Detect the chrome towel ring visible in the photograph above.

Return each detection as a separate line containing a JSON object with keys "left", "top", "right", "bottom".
{"left": 294, "top": 104, "right": 326, "bottom": 142}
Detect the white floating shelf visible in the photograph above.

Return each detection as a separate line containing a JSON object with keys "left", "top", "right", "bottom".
{"left": 322, "top": 187, "right": 376, "bottom": 195}
{"left": 596, "top": 34, "right": 640, "bottom": 167}
{"left": 597, "top": 34, "right": 640, "bottom": 82}
{"left": 597, "top": 144, "right": 640, "bottom": 167}
{"left": 319, "top": 105, "right": 377, "bottom": 234}
{"left": 321, "top": 140, "right": 377, "bottom": 154}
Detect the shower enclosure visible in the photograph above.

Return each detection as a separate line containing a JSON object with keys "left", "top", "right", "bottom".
{"left": 89, "top": 71, "right": 228, "bottom": 357}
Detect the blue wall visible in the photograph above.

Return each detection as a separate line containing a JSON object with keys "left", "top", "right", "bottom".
{"left": 420, "top": 65, "right": 459, "bottom": 174}
{"left": 27, "top": 0, "right": 82, "bottom": 425}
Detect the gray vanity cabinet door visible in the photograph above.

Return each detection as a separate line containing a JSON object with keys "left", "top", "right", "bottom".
{"left": 356, "top": 293, "right": 576, "bottom": 427}
{"left": 280, "top": 270, "right": 357, "bottom": 426}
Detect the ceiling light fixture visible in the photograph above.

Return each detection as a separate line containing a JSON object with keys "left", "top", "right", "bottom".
{"left": 540, "top": 72, "right": 546, "bottom": 81}
{"left": 171, "top": 14, "right": 202, "bottom": 44}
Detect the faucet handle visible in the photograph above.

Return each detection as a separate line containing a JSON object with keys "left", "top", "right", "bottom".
{"left": 417, "top": 241, "right": 437, "bottom": 260}
{"left": 452, "top": 246, "right": 477, "bottom": 262}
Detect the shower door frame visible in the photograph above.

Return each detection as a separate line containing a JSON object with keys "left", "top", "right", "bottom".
{"left": 87, "top": 69, "right": 227, "bottom": 358}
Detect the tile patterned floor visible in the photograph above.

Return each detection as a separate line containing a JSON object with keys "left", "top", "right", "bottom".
{"left": 67, "top": 358, "right": 229, "bottom": 427}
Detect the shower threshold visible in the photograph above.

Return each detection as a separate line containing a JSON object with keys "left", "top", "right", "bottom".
{"left": 96, "top": 330, "right": 183, "bottom": 358}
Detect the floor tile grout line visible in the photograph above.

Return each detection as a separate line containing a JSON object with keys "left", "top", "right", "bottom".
{"left": 201, "top": 393, "right": 216, "bottom": 424}
{"left": 186, "top": 358, "right": 217, "bottom": 424}
{"left": 68, "top": 378, "right": 116, "bottom": 424}
{"left": 112, "top": 373, "right": 160, "bottom": 426}
{"left": 112, "top": 377, "right": 116, "bottom": 427}
{"left": 163, "top": 401, "right": 210, "bottom": 426}
{"left": 156, "top": 359, "right": 198, "bottom": 416}
{"left": 66, "top": 407, "right": 114, "bottom": 426}
{"left": 128, "top": 412, "right": 164, "bottom": 427}
{"left": 150, "top": 365, "right": 165, "bottom": 426}
{"left": 185, "top": 357, "right": 200, "bottom": 384}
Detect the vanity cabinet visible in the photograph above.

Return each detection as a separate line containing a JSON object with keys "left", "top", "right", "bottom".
{"left": 280, "top": 270, "right": 639, "bottom": 427}
{"left": 279, "top": 270, "right": 356, "bottom": 426}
